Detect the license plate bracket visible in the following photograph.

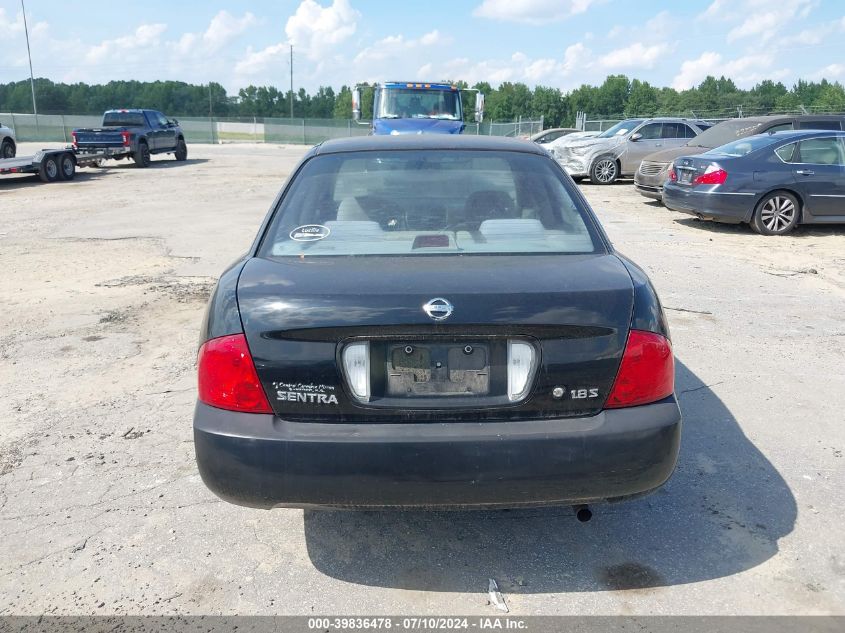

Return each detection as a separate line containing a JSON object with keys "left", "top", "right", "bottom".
{"left": 385, "top": 342, "right": 490, "bottom": 396}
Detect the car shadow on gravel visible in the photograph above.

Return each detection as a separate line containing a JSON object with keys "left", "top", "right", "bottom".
{"left": 109, "top": 158, "right": 210, "bottom": 169}
{"left": 0, "top": 171, "right": 110, "bottom": 190}
{"left": 303, "top": 359, "right": 796, "bottom": 593}
{"left": 674, "top": 216, "right": 845, "bottom": 238}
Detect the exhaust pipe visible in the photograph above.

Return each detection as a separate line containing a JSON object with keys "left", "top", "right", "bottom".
{"left": 575, "top": 504, "right": 592, "bottom": 523}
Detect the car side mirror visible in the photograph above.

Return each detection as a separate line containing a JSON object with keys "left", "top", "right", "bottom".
{"left": 352, "top": 88, "right": 361, "bottom": 122}
{"left": 172, "top": 119, "right": 179, "bottom": 126}
{"left": 630, "top": 133, "right": 642, "bottom": 142}
{"left": 475, "top": 93, "right": 485, "bottom": 123}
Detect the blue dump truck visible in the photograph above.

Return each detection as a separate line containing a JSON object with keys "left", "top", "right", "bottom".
{"left": 352, "top": 82, "right": 484, "bottom": 135}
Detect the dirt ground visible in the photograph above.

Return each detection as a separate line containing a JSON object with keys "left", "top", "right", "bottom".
{"left": 1, "top": 142, "right": 843, "bottom": 616}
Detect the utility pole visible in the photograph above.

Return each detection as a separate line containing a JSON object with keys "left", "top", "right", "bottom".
{"left": 21, "top": 0, "right": 38, "bottom": 135}
{"left": 289, "top": 44, "right": 294, "bottom": 119}
{"left": 208, "top": 83, "right": 213, "bottom": 117}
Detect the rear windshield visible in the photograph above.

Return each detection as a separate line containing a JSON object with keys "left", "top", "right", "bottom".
{"left": 102, "top": 111, "right": 146, "bottom": 127}
{"left": 687, "top": 119, "right": 768, "bottom": 148}
{"left": 704, "top": 134, "right": 780, "bottom": 157}
{"left": 259, "top": 150, "right": 601, "bottom": 257}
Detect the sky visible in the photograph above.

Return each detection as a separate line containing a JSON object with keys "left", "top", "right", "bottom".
{"left": 1, "top": 0, "right": 844, "bottom": 95}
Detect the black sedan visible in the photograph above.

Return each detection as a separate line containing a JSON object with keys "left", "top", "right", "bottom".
{"left": 664, "top": 130, "right": 845, "bottom": 235}
{"left": 194, "top": 135, "right": 681, "bottom": 510}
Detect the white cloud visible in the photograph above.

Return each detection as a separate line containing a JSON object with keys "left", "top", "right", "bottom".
{"left": 234, "top": 42, "right": 291, "bottom": 76}
{"left": 85, "top": 23, "right": 167, "bottom": 64}
{"left": 285, "top": 0, "right": 360, "bottom": 60}
{"left": 672, "top": 51, "right": 787, "bottom": 90}
{"left": 698, "top": 0, "right": 727, "bottom": 19}
{"left": 354, "top": 30, "right": 447, "bottom": 65}
{"left": 810, "top": 63, "right": 845, "bottom": 80}
{"left": 429, "top": 43, "right": 591, "bottom": 87}
{"left": 562, "top": 42, "right": 590, "bottom": 72}
{"left": 598, "top": 42, "right": 672, "bottom": 70}
{"left": 173, "top": 11, "right": 256, "bottom": 56}
{"left": 473, "top": 0, "right": 596, "bottom": 24}
{"left": 235, "top": 0, "right": 361, "bottom": 79}
{"left": 672, "top": 52, "right": 722, "bottom": 90}
{"left": 728, "top": 0, "right": 816, "bottom": 42}
{"left": 0, "top": 7, "right": 49, "bottom": 39}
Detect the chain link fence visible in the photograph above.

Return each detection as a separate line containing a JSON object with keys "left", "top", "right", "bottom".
{"left": 575, "top": 106, "right": 845, "bottom": 132}
{"left": 0, "top": 113, "right": 544, "bottom": 145}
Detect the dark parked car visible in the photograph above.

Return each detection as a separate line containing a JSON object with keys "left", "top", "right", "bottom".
{"left": 194, "top": 135, "right": 681, "bottom": 510}
{"left": 530, "top": 127, "right": 580, "bottom": 144}
{"left": 635, "top": 115, "right": 845, "bottom": 201}
{"left": 72, "top": 109, "right": 187, "bottom": 167}
{"left": 663, "top": 130, "right": 845, "bottom": 235}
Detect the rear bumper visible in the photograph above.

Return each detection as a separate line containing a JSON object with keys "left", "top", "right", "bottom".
{"left": 634, "top": 172, "right": 665, "bottom": 200}
{"left": 193, "top": 398, "right": 682, "bottom": 509}
{"left": 663, "top": 183, "right": 753, "bottom": 223}
{"left": 634, "top": 182, "right": 663, "bottom": 200}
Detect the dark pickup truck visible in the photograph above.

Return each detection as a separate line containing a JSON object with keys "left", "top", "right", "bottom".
{"left": 72, "top": 109, "right": 187, "bottom": 167}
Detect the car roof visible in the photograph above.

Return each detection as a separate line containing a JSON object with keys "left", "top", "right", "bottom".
{"left": 313, "top": 134, "right": 549, "bottom": 156}
{"left": 720, "top": 114, "right": 845, "bottom": 125}
{"left": 759, "top": 129, "right": 845, "bottom": 140}
{"left": 642, "top": 117, "right": 710, "bottom": 123}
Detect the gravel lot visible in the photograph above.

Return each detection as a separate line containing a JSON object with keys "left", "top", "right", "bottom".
{"left": 1, "top": 142, "right": 843, "bottom": 616}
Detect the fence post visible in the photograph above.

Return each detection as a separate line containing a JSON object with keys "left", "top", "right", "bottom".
{"left": 61, "top": 114, "right": 67, "bottom": 143}
{"left": 10, "top": 112, "right": 16, "bottom": 139}
{"left": 210, "top": 117, "right": 215, "bottom": 144}
{"left": 302, "top": 119, "right": 306, "bottom": 145}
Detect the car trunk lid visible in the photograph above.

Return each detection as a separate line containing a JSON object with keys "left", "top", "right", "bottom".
{"left": 237, "top": 254, "right": 634, "bottom": 422}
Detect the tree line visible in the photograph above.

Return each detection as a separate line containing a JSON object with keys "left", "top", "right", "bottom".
{"left": 2, "top": 75, "right": 844, "bottom": 126}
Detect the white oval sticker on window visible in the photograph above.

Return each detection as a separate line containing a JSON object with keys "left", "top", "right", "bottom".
{"left": 290, "top": 224, "right": 331, "bottom": 241}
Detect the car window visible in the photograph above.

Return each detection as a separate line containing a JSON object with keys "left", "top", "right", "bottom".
{"left": 797, "top": 120, "right": 842, "bottom": 130}
{"left": 765, "top": 123, "right": 793, "bottom": 133}
{"left": 637, "top": 123, "right": 662, "bottom": 140}
{"left": 661, "top": 123, "right": 693, "bottom": 139}
{"left": 148, "top": 112, "right": 168, "bottom": 128}
{"left": 797, "top": 138, "right": 845, "bottom": 165}
{"left": 537, "top": 131, "right": 563, "bottom": 144}
{"left": 683, "top": 124, "right": 701, "bottom": 138}
{"left": 775, "top": 142, "right": 798, "bottom": 163}
{"left": 260, "top": 150, "right": 601, "bottom": 257}
{"left": 705, "top": 135, "right": 781, "bottom": 157}
{"left": 102, "top": 111, "right": 146, "bottom": 127}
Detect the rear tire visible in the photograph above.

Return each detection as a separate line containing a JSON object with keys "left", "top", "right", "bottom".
{"left": 751, "top": 191, "right": 800, "bottom": 235}
{"left": 38, "top": 155, "right": 60, "bottom": 183}
{"left": 133, "top": 142, "right": 151, "bottom": 168}
{"left": 589, "top": 157, "right": 619, "bottom": 185}
{"left": 1, "top": 138, "right": 14, "bottom": 159}
{"left": 174, "top": 139, "right": 187, "bottom": 161}
{"left": 57, "top": 152, "right": 76, "bottom": 180}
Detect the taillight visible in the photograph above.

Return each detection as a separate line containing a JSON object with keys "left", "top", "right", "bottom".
{"left": 197, "top": 334, "right": 272, "bottom": 414}
{"left": 121, "top": 131, "right": 131, "bottom": 147}
{"left": 668, "top": 165, "right": 677, "bottom": 181}
{"left": 606, "top": 330, "right": 674, "bottom": 409}
{"left": 693, "top": 165, "right": 727, "bottom": 185}
{"left": 71, "top": 131, "right": 78, "bottom": 147}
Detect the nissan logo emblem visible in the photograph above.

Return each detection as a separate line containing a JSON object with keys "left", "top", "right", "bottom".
{"left": 423, "top": 298, "right": 453, "bottom": 321}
